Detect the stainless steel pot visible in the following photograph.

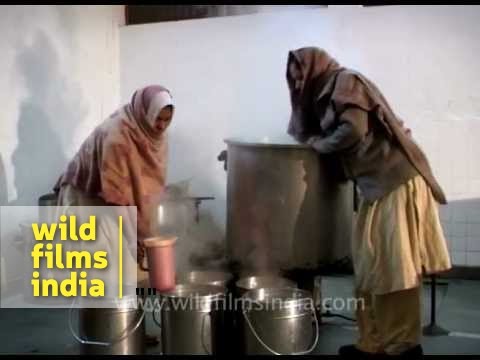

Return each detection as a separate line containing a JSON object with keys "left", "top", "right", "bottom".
{"left": 235, "top": 275, "right": 296, "bottom": 297}
{"left": 233, "top": 275, "right": 298, "bottom": 353}
{"left": 241, "top": 287, "right": 319, "bottom": 355}
{"left": 157, "top": 284, "right": 227, "bottom": 355}
{"left": 220, "top": 138, "right": 354, "bottom": 273}
{"left": 174, "top": 271, "right": 236, "bottom": 354}
{"left": 69, "top": 295, "right": 146, "bottom": 355}
{"left": 176, "top": 270, "right": 233, "bottom": 287}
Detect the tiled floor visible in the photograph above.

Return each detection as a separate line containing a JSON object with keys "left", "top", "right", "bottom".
{"left": 0, "top": 275, "right": 479, "bottom": 355}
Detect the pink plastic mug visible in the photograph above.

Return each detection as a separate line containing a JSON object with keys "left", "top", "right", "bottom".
{"left": 141, "top": 236, "right": 177, "bottom": 292}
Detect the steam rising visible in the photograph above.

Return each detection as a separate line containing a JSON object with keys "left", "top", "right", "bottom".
{"left": 153, "top": 180, "right": 227, "bottom": 274}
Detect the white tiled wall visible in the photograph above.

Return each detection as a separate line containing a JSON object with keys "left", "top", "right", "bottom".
{"left": 467, "top": 253, "right": 480, "bottom": 267}
{"left": 451, "top": 252, "right": 467, "bottom": 267}
{"left": 441, "top": 201, "right": 480, "bottom": 266}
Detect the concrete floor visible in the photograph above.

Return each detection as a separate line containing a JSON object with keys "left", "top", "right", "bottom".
{"left": 0, "top": 275, "right": 479, "bottom": 355}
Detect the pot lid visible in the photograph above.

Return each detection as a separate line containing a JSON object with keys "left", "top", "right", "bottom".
{"left": 224, "top": 137, "right": 311, "bottom": 149}
{"left": 159, "top": 284, "right": 226, "bottom": 299}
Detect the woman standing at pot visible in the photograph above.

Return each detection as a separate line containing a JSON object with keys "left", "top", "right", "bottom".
{"left": 285, "top": 47, "right": 451, "bottom": 357}
{"left": 53, "top": 85, "right": 174, "bottom": 345}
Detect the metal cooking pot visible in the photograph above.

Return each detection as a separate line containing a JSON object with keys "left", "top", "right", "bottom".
{"left": 219, "top": 138, "right": 354, "bottom": 273}
{"left": 151, "top": 196, "right": 216, "bottom": 236}
{"left": 174, "top": 271, "right": 236, "bottom": 353}
{"left": 69, "top": 295, "right": 146, "bottom": 355}
{"left": 176, "top": 270, "right": 233, "bottom": 288}
{"left": 157, "top": 284, "right": 227, "bottom": 355}
{"left": 235, "top": 275, "right": 296, "bottom": 297}
{"left": 241, "top": 287, "right": 319, "bottom": 355}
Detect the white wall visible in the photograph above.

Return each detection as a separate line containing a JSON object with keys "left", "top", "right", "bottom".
{"left": 120, "top": 5, "right": 480, "bottom": 266}
{"left": 0, "top": 5, "right": 125, "bottom": 205}
{"left": 0, "top": 5, "right": 125, "bottom": 282}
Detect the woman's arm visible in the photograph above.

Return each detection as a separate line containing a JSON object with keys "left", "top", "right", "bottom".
{"left": 308, "top": 107, "right": 369, "bottom": 154}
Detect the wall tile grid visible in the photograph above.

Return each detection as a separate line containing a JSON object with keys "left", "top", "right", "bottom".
{"left": 441, "top": 201, "right": 480, "bottom": 266}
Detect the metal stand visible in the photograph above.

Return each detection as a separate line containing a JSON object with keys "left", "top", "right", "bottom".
{"left": 191, "top": 196, "right": 215, "bottom": 223}
{"left": 322, "top": 307, "right": 356, "bottom": 323}
{"left": 422, "top": 274, "right": 449, "bottom": 336}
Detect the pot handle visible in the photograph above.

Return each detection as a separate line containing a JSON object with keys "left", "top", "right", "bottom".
{"left": 139, "top": 256, "right": 149, "bottom": 272}
{"left": 152, "top": 308, "right": 163, "bottom": 355}
{"left": 201, "top": 312, "right": 212, "bottom": 355}
{"left": 152, "top": 308, "right": 162, "bottom": 328}
{"left": 217, "top": 150, "right": 227, "bottom": 171}
{"left": 242, "top": 300, "right": 319, "bottom": 355}
{"left": 68, "top": 298, "right": 146, "bottom": 347}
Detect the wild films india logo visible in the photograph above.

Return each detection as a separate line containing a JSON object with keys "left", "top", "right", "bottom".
{"left": 30, "top": 214, "right": 108, "bottom": 297}
{"left": 0, "top": 206, "right": 138, "bottom": 308}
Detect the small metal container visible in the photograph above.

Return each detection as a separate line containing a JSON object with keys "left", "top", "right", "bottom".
{"left": 158, "top": 284, "right": 227, "bottom": 355}
{"left": 240, "top": 287, "right": 319, "bottom": 355}
{"left": 176, "top": 270, "right": 233, "bottom": 288}
{"left": 70, "top": 295, "right": 146, "bottom": 355}
{"left": 235, "top": 275, "right": 296, "bottom": 297}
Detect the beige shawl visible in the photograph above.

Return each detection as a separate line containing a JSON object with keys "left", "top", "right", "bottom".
{"left": 54, "top": 85, "right": 174, "bottom": 262}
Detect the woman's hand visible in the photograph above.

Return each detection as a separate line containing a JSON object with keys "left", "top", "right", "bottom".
{"left": 137, "top": 237, "right": 148, "bottom": 270}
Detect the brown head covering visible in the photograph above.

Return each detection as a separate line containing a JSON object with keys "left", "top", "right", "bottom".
{"left": 286, "top": 47, "right": 344, "bottom": 142}
{"left": 285, "top": 47, "right": 447, "bottom": 204}
{"left": 54, "top": 85, "right": 174, "bottom": 261}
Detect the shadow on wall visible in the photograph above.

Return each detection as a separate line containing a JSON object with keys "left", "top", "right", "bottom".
{"left": 11, "top": 103, "right": 66, "bottom": 206}
{"left": 11, "top": 30, "right": 88, "bottom": 205}
{"left": 0, "top": 155, "right": 7, "bottom": 206}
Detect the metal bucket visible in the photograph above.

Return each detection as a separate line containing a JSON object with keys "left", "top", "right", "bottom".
{"left": 233, "top": 275, "right": 298, "bottom": 353}
{"left": 175, "top": 271, "right": 235, "bottom": 353}
{"left": 241, "top": 288, "right": 319, "bottom": 355}
{"left": 235, "top": 275, "right": 297, "bottom": 297}
{"left": 176, "top": 270, "right": 233, "bottom": 287}
{"left": 157, "top": 284, "right": 227, "bottom": 355}
{"left": 69, "top": 295, "right": 146, "bottom": 355}
{"left": 220, "top": 139, "right": 354, "bottom": 272}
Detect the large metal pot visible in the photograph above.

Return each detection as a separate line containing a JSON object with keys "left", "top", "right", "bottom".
{"left": 220, "top": 138, "right": 353, "bottom": 273}
{"left": 241, "top": 287, "right": 319, "bottom": 355}
{"left": 158, "top": 284, "right": 227, "bottom": 355}
{"left": 69, "top": 295, "right": 146, "bottom": 355}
